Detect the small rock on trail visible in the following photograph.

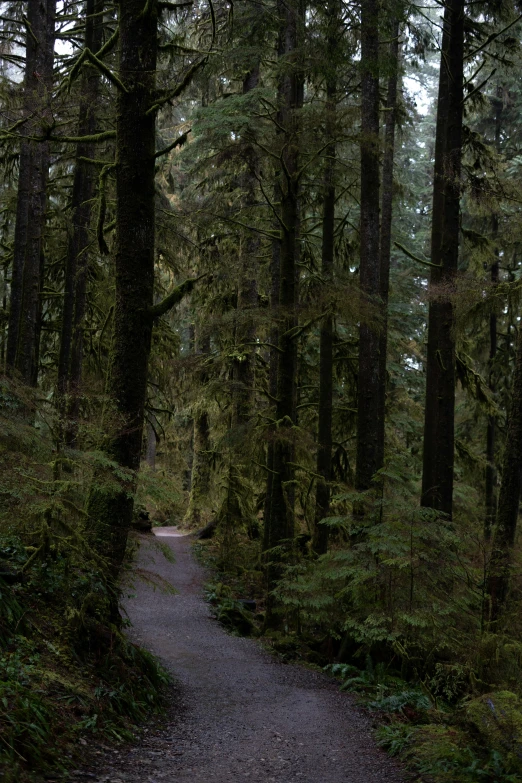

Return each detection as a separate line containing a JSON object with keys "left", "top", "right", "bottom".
{"left": 80, "top": 530, "right": 405, "bottom": 783}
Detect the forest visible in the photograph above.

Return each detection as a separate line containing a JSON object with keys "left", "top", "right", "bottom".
{"left": 3, "top": 0, "right": 522, "bottom": 780}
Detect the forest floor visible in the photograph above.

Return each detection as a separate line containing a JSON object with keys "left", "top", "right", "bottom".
{"left": 76, "top": 528, "right": 405, "bottom": 783}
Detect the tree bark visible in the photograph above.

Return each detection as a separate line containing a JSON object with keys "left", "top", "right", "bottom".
{"left": 232, "top": 64, "right": 260, "bottom": 430}
{"left": 263, "top": 0, "right": 303, "bottom": 620}
{"left": 376, "top": 18, "right": 400, "bottom": 483}
{"left": 87, "top": 0, "right": 157, "bottom": 567}
{"left": 485, "top": 245, "right": 499, "bottom": 540}
{"left": 421, "top": 0, "right": 464, "bottom": 516}
{"left": 57, "top": 0, "right": 104, "bottom": 445}
{"left": 487, "top": 329, "right": 522, "bottom": 622}
{"left": 263, "top": 229, "right": 280, "bottom": 551}
{"left": 313, "top": 2, "right": 341, "bottom": 555}
{"left": 185, "top": 331, "right": 211, "bottom": 528}
{"left": 485, "top": 91, "right": 503, "bottom": 540}
{"left": 355, "top": 0, "right": 381, "bottom": 493}
{"left": 7, "top": 0, "right": 56, "bottom": 382}
{"left": 219, "top": 66, "right": 261, "bottom": 541}
{"left": 265, "top": 0, "right": 303, "bottom": 543}
{"left": 145, "top": 420, "right": 157, "bottom": 470}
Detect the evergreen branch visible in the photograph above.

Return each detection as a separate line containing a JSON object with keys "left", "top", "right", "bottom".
{"left": 243, "top": 341, "right": 283, "bottom": 354}
{"left": 148, "top": 1, "right": 216, "bottom": 116}
{"left": 463, "top": 57, "right": 487, "bottom": 87}
{"left": 284, "top": 312, "right": 328, "bottom": 342}
{"left": 159, "top": 42, "right": 210, "bottom": 54}
{"left": 465, "top": 14, "right": 522, "bottom": 60}
{"left": 48, "top": 130, "right": 116, "bottom": 144}
{"left": 95, "top": 26, "right": 119, "bottom": 59}
{"left": 139, "top": 0, "right": 156, "bottom": 17}
{"left": 0, "top": 129, "right": 116, "bottom": 144}
{"left": 146, "top": 57, "right": 209, "bottom": 115}
{"left": 77, "top": 156, "right": 114, "bottom": 166}
{"left": 67, "top": 47, "right": 127, "bottom": 93}
{"left": 147, "top": 274, "right": 207, "bottom": 319}
{"left": 394, "top": 241, "right": 441, "bottom": 269}
{"left": 199, "top": 210, "right": 279, "bottom": 239}
{"left": 252, "top": 139, "right": 282, "bottom": 163}
{"left": 287, "top": 463, "right": 323, "bottom": 480}
{"left": 159, "top": 1, "right": 194, "bottom": 9}
{"left": 296, "top": 141, "right": 336, "bottom": 182}
{"left": 21, "top": 14, "right": 38, "bottom": 47}
{"left": 97, "top": 164, "right": 116, "bottom": 256}
{"left": 463, "top": 69, "right": 496, "bottom": 104}
{"left": 252, "top": 170, "right": 285, "bottom": 231}
{"left": 254, "top": 460, "right": 279, "bottom": 475}
{"left": 154, "top": 129, "right": 191, "bottom": 159}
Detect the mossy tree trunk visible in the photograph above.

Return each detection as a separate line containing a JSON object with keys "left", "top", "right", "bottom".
{"left": 313, "top": 2, "right": 341, "bottom": 556}
{"left": 355, "top": 0, "right": 381, "bottom": 493}
{"left": 145, "top": 420, "right": 157, "bottom": 470}
{"left": 376, "top": 15, "right": 400, "bottom": 490}
{"left": 263, "top": 190, "right": 282, "bottom": 551}
{"left": 185, "top": 331, "right": 211, "bottom": 528}
{"left": 7, "top": 0, "right": 56, "bottom": 383}
{"left": 220, "top": 65, "right": 260, "bottom": 539}
{"left": 57, "top": 0, "right": 104, "bottom": 445}
{"left": 88, "top": 0, "right": 158, "bottom": 567}
{"left": 264, "top": 0, "right": 304, "bottom": 616}
{"left": 487, "top": 329, "right": 522, "bottom": 622}
{"left": 485, "top": 91, "right": 503, "bottom": 540}
{"left": 421, "top": 0, "right": 464, "bottom": 517}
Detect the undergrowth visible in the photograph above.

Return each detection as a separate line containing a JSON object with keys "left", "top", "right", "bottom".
{"left": 196, "top": 517, "right": 522, "bottom": 783}
{"left": 0, "top": 378, "right": 170, "bottom": 782}
{"left": 0, "top": 536, "right": 170, "bottom": 782}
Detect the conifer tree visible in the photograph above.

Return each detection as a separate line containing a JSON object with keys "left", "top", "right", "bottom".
{"left": 264, "top": 0, "right": 304, "bottom": 608}
{"left": 355, "top": 0, "right": 381, "bottom": 493}
{"left": 421, "top": 0, "right": 465, "bottom": 516}
{"left": 313, "top": 0, "right": 342, "bottom": 555}
{"left": 57, "top": 0, "right": 105, "bottom": 445}
{"left": 6, "top": 0, "right": 57, "bottom": 383}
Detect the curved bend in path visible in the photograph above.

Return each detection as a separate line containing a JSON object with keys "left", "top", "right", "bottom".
{"left": 87, "top": 529, "right": 404, "bottom": 783}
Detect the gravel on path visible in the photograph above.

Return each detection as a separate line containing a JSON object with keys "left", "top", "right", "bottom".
{"left": 76, "top": 529, "right": 405, "bottom": 783}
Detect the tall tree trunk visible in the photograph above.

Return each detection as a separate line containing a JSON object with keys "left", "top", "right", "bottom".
{"left": 88, "top": 0, "right": 157, "bottom": 567}
{"left": 421, "top": 0, "right": 464, "bottom": 516}
{"left": 7, "top": 0, "right": 57, "bottom": 382}
{"left": 57, "top": 0, "right": 103, "bottom": 444}
{"left": 376, "top": 18, "right": 400, "bottom": 483}
{"left": 485, "top": 91, "right": 503, "bottom": 540}
{"left": 185, "top": 332, "right": 211, "bottom": 528}
{"left": 146, "top": 419, "right": 157, "bottom": 470}
{"left": 355, "top": 0, "right": 381, "bottom": 493}
{"left": 232, "top": 64, "right": 260, "bottom": 430}
{"left": 264, "top": 0, "right": 303, "bottom": 614}
{"left": 220, "top": 65, "right": 261, "bottom": 539}
{"left": 313, "top": 126, "right": 335, "bottom": 555}
{"left": 313, "top": 3, "right": 341, "bottom": 555}
{"left": 263, "top": 5, "right": 286, "bottom": 550}
{"left": 263, "top": 227, "right": 281, "bottom": 550}
{"left": 487, "top": 329, "right": 522, "bottom": 622}
{"left": 485, "top": 240, "right": 499, "bottom": 540}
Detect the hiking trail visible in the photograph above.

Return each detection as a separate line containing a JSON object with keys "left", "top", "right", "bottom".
{"left": 79, "top": 529, "right": 404, "bottom": 783}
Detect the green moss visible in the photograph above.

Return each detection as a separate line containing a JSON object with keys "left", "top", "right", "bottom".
{"left": 465, "top": 691, "right": 522, "bottom": 769}
{"left": 408, "top": 724, "right": 472, "bottom": 780}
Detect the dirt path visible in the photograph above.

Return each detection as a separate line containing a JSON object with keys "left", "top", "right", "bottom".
{"left": 81, "top": 529, "right": 404, "bottom": 783}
